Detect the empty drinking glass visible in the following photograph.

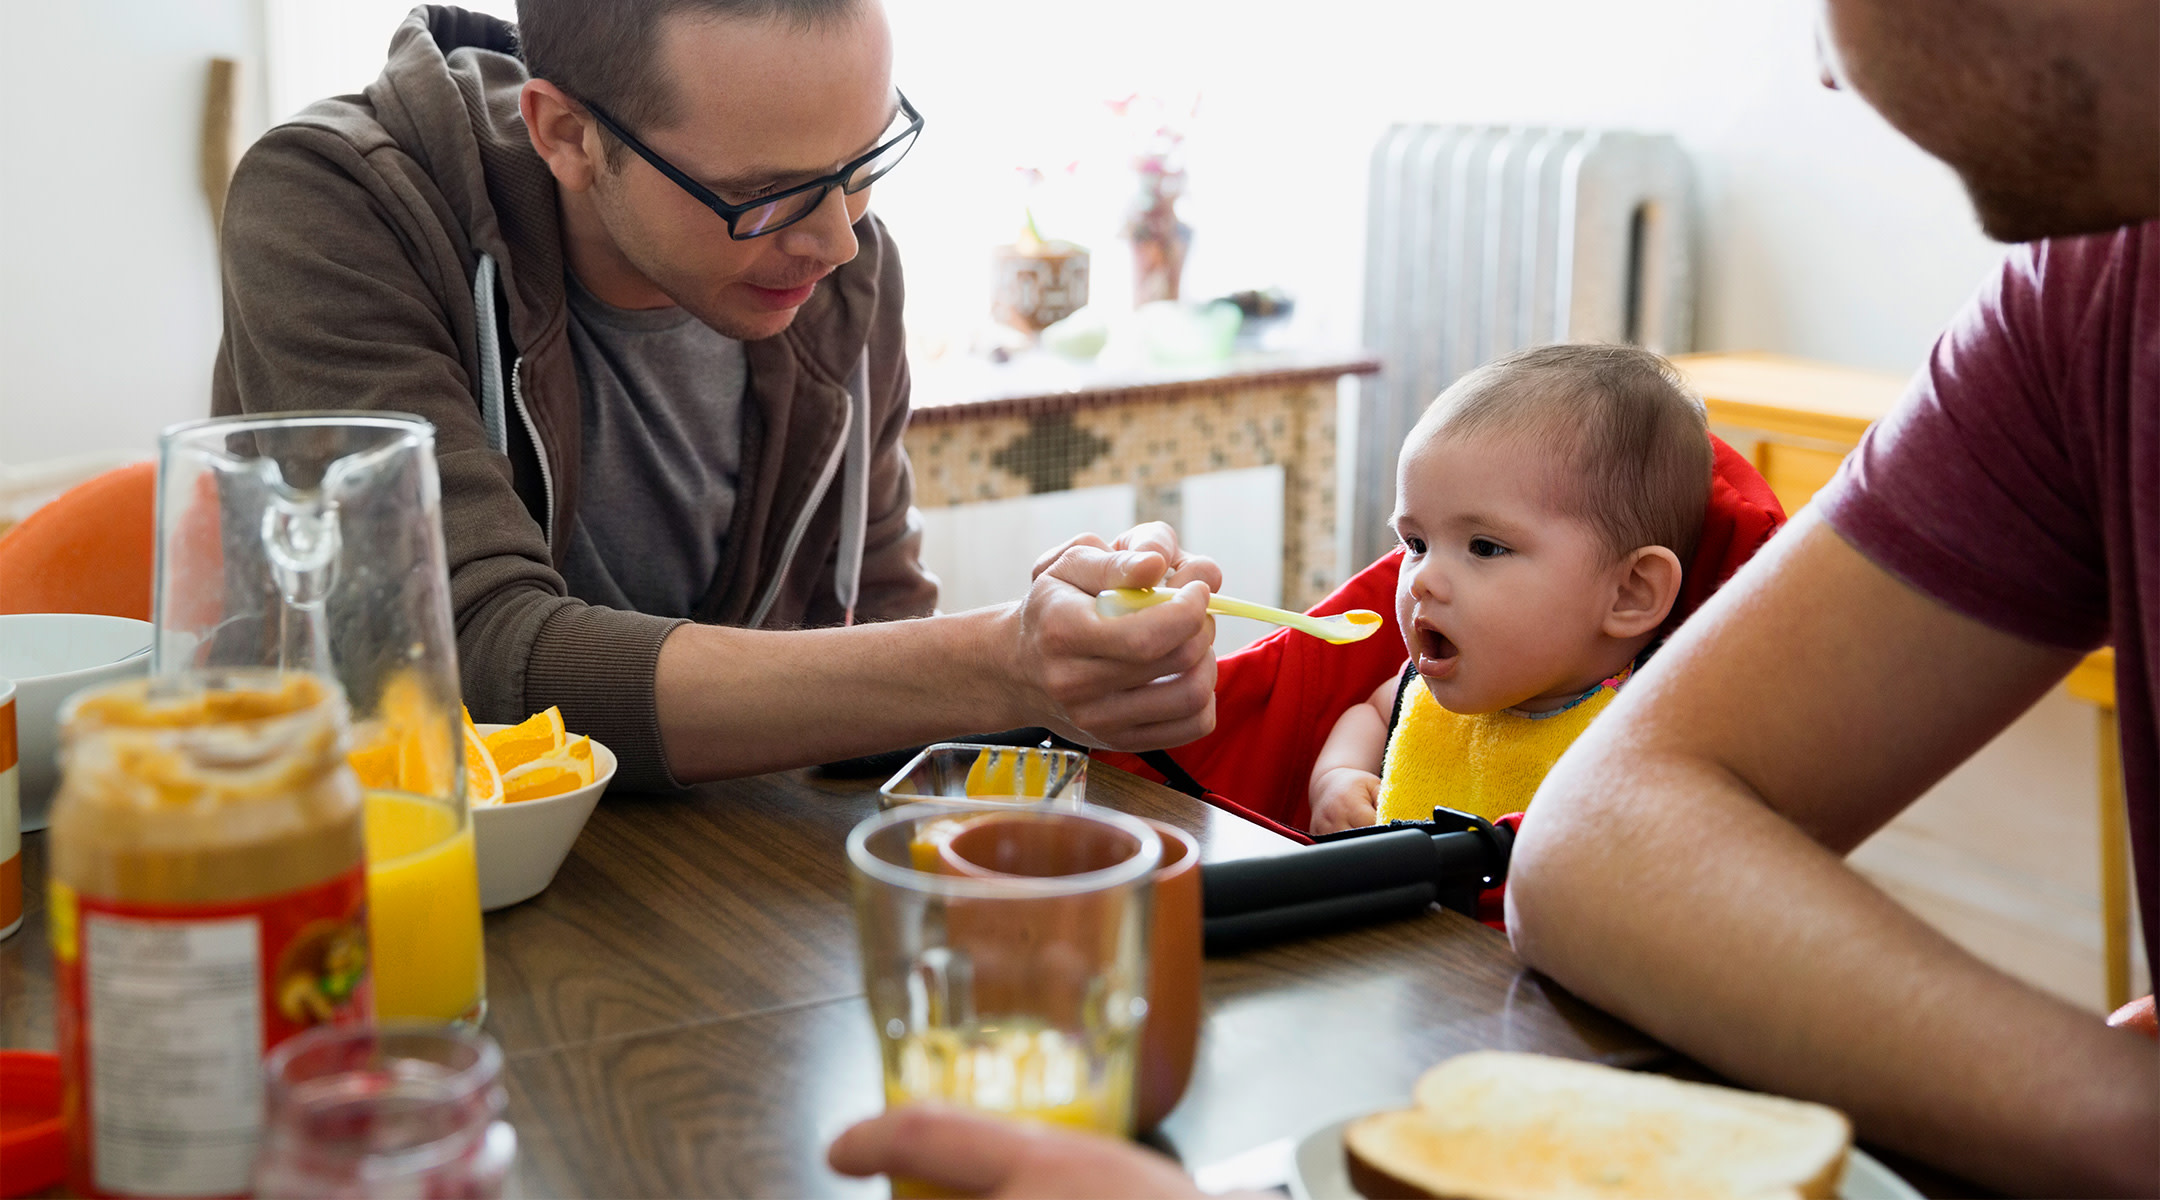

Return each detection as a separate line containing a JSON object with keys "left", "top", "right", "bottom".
{"left": 252, "top": 1022, "right": 516, "bottom": 1200}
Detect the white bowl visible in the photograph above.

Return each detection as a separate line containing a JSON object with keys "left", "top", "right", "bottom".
{"left": 471, "top": 724, "right": 616, "bottom": 911}
{"left": 0, "top": 614, "right": 153, "bottom": 831}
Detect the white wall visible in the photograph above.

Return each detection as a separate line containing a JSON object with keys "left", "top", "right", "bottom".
{"left": 262, "top": 0, "right": 516, "bottom": 123}
{"left": 0, "top": 0, "right": 523, "bottom": 475}
{"left": 879, "top": 0, "right": 2007, "bottom": 374}
{"left": 0, "top": 0, "right": 264, "bottom": 468}
{"left": 5, "top": 0, "right": 2007, "bottom": 470}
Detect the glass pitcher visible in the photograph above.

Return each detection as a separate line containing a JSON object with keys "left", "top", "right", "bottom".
{"left": 155, "top": 412, "right": 486, "bottom": 1025}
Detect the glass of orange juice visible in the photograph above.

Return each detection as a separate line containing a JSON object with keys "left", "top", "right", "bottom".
{"left": 155, "top": 414, "right": 485, "bottom": 1025}
{"left": 847, "top": 805, "right": 1159, "bottom": 1144}
{"left": 364, "top": 790, "right": 485, "bottom": 1022}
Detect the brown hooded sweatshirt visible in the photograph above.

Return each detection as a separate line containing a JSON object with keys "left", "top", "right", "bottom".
{"left": 211, "top": 6, "right": 938, "bottom": 789}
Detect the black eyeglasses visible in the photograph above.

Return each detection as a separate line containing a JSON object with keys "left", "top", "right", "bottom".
{"left": 582, "top": 91, "right": 922, "bottom": 240}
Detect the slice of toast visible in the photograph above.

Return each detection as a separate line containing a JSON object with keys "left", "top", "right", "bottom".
{"left": 1343, "top": 1052, "right": 1851, "bottom": 1200}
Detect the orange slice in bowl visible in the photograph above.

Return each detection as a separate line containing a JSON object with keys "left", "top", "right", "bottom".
{"left": 395, "top": 724, "right": 456, "bottom": 799}
{"left": 499, "top": 756, "right": 588, "bottom": 805}
{"left": 485, "top": 706, "right": 565, "bottom": 773}
{"left": 464, "top": 720, "right": 503, "bottom": 805}
{"left": 564, "top": 734, "right": 594, "bottom": 774}
{"left": 346, "top": 671, "right": 458, "bottom": 799}
{"left": 349, "top": 739, "right": 400, "bottom": 791}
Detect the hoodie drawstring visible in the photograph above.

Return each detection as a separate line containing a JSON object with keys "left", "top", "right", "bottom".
{"left": 836, "top": 348, "right": 871, "bottom": 627}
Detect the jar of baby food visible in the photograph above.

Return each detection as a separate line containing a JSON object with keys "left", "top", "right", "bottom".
{"left": 48, "top": 670, "right": 370, "bottom": 1199}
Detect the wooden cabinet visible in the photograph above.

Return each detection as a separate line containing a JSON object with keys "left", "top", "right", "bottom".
{"left": 1755, "top": 443, "right": 1850, "bottom": 516}
{"left": 1671, "top": 351, "right": 1905, "bottom": 512}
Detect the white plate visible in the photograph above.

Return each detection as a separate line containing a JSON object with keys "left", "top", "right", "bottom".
{"left": 1287, "top": 1115, "right": 1923, "bottom": 1200}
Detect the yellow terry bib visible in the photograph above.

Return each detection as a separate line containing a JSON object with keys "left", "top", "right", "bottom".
{"left": 1373, "top": 672, "right": 1623, "bottom": 825}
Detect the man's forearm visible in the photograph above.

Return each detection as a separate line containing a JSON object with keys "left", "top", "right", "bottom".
{"left": 1510, "top": 746, "right": 2160, "bottom": 1196}
{"left": 653, "top": 538, "right": 1221, "bottom": 782}
{"left": 655, "top": 605, "right": 1023, "bottom": 780}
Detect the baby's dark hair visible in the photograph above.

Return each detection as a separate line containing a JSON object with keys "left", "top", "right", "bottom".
{"left": 1414, "top": 343, "right": 1711, "bottom": 566}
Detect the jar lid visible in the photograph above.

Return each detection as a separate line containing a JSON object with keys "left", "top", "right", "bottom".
{"left": 0, "top": 1051, "right": 64, "bottom": 1199}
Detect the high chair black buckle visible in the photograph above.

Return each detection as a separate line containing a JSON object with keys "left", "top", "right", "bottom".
{"left": 1200, "top": 807, "right": 1515, "bottom": 955}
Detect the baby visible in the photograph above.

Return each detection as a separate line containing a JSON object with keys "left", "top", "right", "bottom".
{"left": 1308, "top": 343, "right": 1711, "bottom": 834}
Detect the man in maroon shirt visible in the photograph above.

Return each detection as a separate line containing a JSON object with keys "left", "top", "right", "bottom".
{"left": 1506, "top": 2, "right": 2160, "bottom": 1195}
{"left": 830, "top": 0, "right": 2157, "bottom": 1195}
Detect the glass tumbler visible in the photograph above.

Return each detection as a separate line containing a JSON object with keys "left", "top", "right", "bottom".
{"left": 847, "top": 804, "right": 1158, "bottom": 1137}
{"left": 156, "top": 413, "right": 484, "bottom": 1024}
{"left": 252, "top": 1022, "right": 516, "bottom": 1200}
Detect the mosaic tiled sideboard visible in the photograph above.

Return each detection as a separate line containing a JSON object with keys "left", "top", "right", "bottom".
{"left": 905, "top": 354, "right": 1381, "bottom": 611}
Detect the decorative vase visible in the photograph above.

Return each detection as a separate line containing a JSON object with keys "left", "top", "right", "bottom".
{"left": 1126, "top": 156, "right": 1191, "bottom": 305}
{"left": 991, "top": 240, "right": 1091, "bottom": 334}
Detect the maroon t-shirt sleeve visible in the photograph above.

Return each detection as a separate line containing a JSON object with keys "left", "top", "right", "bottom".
{"left": 1816, "top": 240, "right": 2114, "bottom": 651}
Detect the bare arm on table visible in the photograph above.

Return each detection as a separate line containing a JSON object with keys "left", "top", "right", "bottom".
{"left": 656, "top": 524, "right": 1222, "bottom": 780}
{"left": 1508, "top": 512, "right": 2158, "bottom": 1196}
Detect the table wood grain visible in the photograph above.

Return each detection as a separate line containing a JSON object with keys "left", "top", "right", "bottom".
{"left": 0, "top": 763, "right": 1973, "bottom": 1198}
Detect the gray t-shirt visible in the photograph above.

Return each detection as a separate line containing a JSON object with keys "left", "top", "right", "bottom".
{"left": 558, "top": 274, "right": 748, "bottom": 619}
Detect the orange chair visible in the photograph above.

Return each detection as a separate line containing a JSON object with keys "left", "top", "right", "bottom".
{"left": 0, "top": 462, "right": 156, "bottom": 620}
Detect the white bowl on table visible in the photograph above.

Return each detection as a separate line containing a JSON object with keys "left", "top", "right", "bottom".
{"left": 471, "top": 724, "right": 616, "bottom": 911}
{"left": 0, "top": 614, "right": 153, "bottom": 831}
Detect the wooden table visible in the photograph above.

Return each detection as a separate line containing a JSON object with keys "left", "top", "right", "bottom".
{"left": 2, "top": 765, "right": 1646, "bottom": 1196}
{"left": 0, "top": 764, "right": 1970, "bottom": 1197}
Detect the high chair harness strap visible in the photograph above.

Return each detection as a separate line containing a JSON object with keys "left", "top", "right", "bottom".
{"left": 1139, "top": 750, "right": 1211, "bottom": 802}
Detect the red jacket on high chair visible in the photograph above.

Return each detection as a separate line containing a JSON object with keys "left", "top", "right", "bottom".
{"left": 1098, "top": 434, "right": 1787, "bottom": 845}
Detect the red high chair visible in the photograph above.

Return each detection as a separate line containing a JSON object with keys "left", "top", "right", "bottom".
{"left": 1098, "top": 434, "right": 1787, "bottom": 846}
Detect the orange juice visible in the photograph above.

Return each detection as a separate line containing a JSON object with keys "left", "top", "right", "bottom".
{"left": 364, "top": 790, "right": 484, "bottom": 1022}
{"left": 882, "top": 1019, "right": 1135, "bottom": 1134}
{"left": 884, "top": 1020, "right": 1135, "bottom": 1199}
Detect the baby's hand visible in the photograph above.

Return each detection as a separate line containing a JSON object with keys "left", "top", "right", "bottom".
{"left": 1309, "top": 767, "right": 1381, "bottom": 835}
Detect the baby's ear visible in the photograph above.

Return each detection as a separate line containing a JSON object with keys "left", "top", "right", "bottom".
{"left": 1605, "top": 546, "right": 1684, "bottom": 638}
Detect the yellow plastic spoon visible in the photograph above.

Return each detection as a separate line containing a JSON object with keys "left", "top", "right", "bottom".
{"left": 1096, "top": 588, "right": 1385, "bottom": 645}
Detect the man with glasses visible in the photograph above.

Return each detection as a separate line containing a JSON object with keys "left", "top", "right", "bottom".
{"left": 211, "top": 0, "right": 1222, "bottom": 788}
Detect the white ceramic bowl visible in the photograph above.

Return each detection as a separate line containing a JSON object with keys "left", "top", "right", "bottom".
{"left": 0, "top": 614, "right": 154, "bottom": 831}
{"left": 471, "top": 724, "right": 616, "bottom": 911}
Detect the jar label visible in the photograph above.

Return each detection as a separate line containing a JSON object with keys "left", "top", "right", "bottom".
{"left": 53, "top": 865, "right": 371, "bottom": 1198}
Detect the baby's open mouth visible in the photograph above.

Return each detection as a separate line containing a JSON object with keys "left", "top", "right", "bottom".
{"left": 1417, "top": 626, "right": 1461, "bottom": 678}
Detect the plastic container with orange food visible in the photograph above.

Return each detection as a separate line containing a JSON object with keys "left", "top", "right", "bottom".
{"left": 0, "top": 1050, "right": 64, "bottom": 1198}
{"left": 1, "top": 680, "right": 20, "bottom": 941}
{"left": 47, "top": 670, "right": 370, "bottom": 1199}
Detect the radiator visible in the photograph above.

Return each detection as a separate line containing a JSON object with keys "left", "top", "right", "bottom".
{"left": 1350, "top": 126, "right": 1695, "bottom": 565}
